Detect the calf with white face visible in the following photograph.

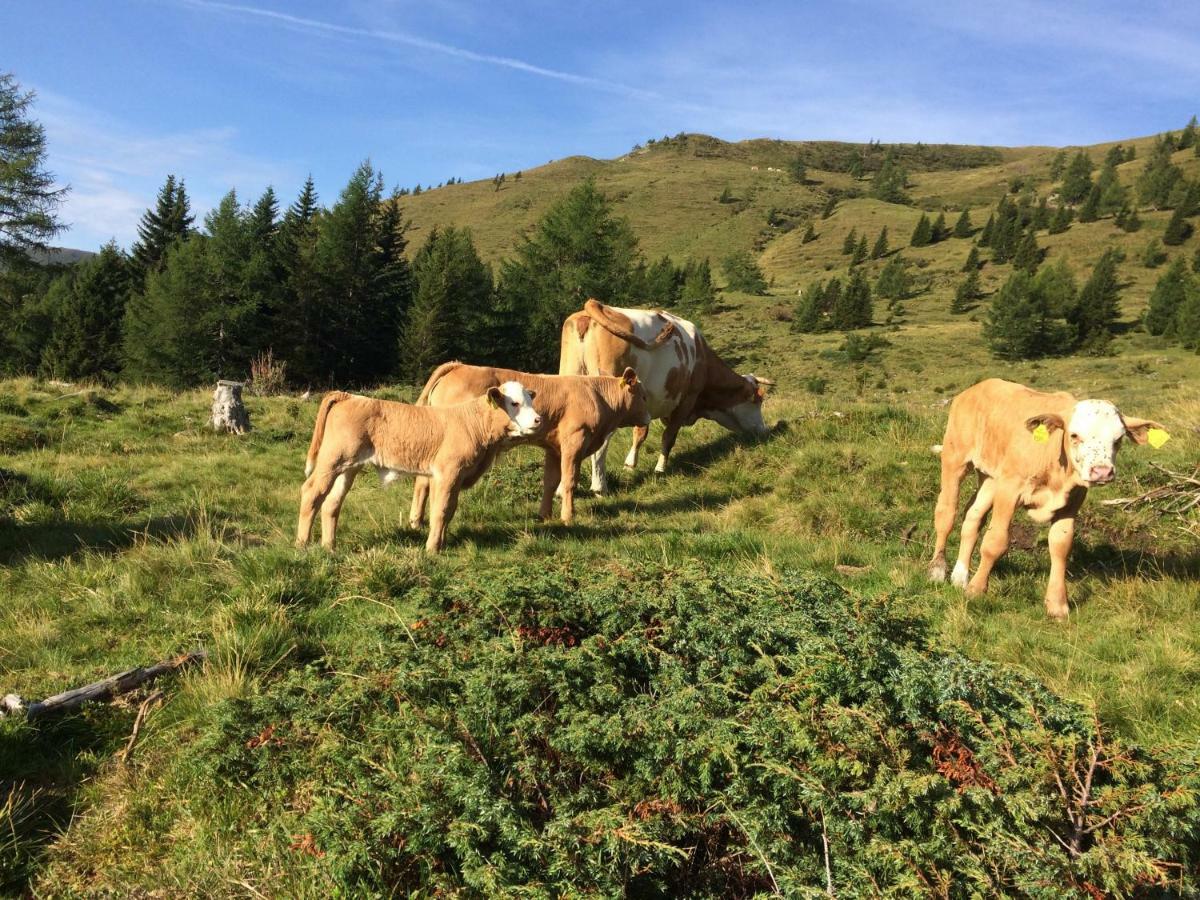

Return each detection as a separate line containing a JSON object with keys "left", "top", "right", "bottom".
{"left": 928, "top": 379, "right": 1168, "bottom": 618}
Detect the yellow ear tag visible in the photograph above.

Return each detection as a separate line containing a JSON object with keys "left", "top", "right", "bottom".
{"left": 1147, "top": 427, "right": 1170, "bottom": 449}
{"left": 1032, "top": 424, "right": 1049, "bottom": 443}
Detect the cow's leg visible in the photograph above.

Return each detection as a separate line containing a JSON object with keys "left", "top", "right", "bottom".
{"left": 966, "top": 487, "right": 1017, "bottom": 597}
{"left": 557, "top": 436, "right": 586, "bottom": 525}
{"left": 589, "top": 434, "right": 613, "bottom": 495}
{"left": 319, "top": 469, "right": 358, "bottom": 551}
{"left": 297, "top": 467, "right": 338, "bottom": 547}
{"left": 624, "top": 424, "right": 650, "bottom": 469}
{"left": 952, "top": 476, "right": 995, "bottom": 589}
{"left": 929, "top": 454, "right": 970, "bottom": 582}
{"left": 425, "top": 472, "right": 461, "bottom": 554}
{"left": 409, "top": 475, "right": 430, "bottom": 529}
{"left": 1044, "top": 492, "right": 1085, "bottom": 619}
{"left": 540, "top": 449, "right": 562, "bottom": 520}
{"left": 655, "top": 416, "right": 686, "bottom": 474}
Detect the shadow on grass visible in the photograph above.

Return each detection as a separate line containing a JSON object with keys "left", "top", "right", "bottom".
{"left": 0, "top": 514, "right": 212, "bottom": 565}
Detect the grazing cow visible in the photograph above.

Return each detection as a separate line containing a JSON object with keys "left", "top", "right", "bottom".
{"left": 560, "top": 299, "right": 772, "bottom": 494}
{"left": 928, "top": 378, "right": 1169, "bottom": 619}
{"left": 297, "top": 383, "right": 541, "bottom": 553}
{"left": 411, "top": 363, "right": 652, "bottom": 525}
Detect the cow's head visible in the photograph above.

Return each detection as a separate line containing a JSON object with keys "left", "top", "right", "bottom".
{"left": 1025, "top": 400, "right": 1167, "bottom": 486}
{"left": 701, "top": 374, "right": 773, "bottom": 436}
{"left": 617, "top": 367, "right": 652, "bottom": 427}
{"left": 488, "top": 381, "right": 543, "bottom": 437}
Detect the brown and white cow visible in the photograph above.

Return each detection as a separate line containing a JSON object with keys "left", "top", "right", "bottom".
{"left": 928, "top": 378, "right": 1168, "bottom": 619}
{"left": 560, "top": 299, "right": 772, "bottom": 493}
{"left": 411, "top": 362, "right": 652, "bottom": 525}
{"left": 297, "top": 383, "right": 542, "bottom": 553}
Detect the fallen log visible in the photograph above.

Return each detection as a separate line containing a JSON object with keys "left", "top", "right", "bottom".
{"left": 0, "top": 650, "right": 207, "bottom": 720}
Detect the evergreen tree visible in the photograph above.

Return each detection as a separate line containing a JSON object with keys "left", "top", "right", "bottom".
{"left": 1114, "top": 205, "right": 1140, "bottom": 232}
{"left": 978, "top": 213, "right": 995, "bottom": 246}
{"left": 400, "top": 226, "right": 494, "bottom": 381}
{"left": 39, "top": 242, "right": 130, "bottom": 380}
{"left": 984, "top": 271, "right": 1051, "bottom": 359}
{"left": 128, "top": 174, "right": 193, "bottom": 286}
{"left": 842, "top": 227, "right": 858, "bottom": 255}
{"left": 931, "top": 212, "right": 948, "bottom": 243}
{"left": 951, "top": 269, "right": 981, "bottom": 313}
{"left": 801, "top": 222, "right": 817, "bottom": 244}
{"left": 1077, "top": 185, "right": 1101, "bottom": 223}
{"left": 1179, "top": 115, "right": 1198, "bottom": 151}
{"left": 962, "top": 245, "right": 981, "bottom": 272}
{"left": 721, "top": 249, "right": 768, "bottom": 293}
{"left": 1032, "top": 197, "right": 1051, "bottom": 230}
{"left": 0, "top": 73, "right": 66, "bottom": 265}
{"left": 1176, "top": 280, "right": 1200, "bottom": 349}
{"left": 786, "top": 154, "right": 806, "bottom": 184}
{"left": 851, "top": 233, "right": 869, "bottom": 266}
{"left": 636, "top": 254, "right": 682, "bottom": 308}
{"left": 1163, "top": 205, "right": 1194, "bottom": 245}
{"left": 1013, "top": 230, "right": 1042, "bottom": 274}
{"left": 831, "top": 268, "right": 872, "bottom": 329}
{"left": 952, "top": 208, "right": 973, "bottom": 238}
{"left": 1144, "top": 256, "right": 1191, "bottom": 336}
{"left": 1049, "top": 204, "right": 1073, "bottom": 235}
{"left": 1069, "top": 249, "right": 1121, "bottom": 350}
{"left": 1137, "top": 136, "right": 1183, "bottom": 208}
{"left": 874, "top": 255, "right": 909, "bottom": 302}
{"left": 1032, "top": 257, "right": 1078, "bottom": 319}
{"left": 870, "top": 226, "right": 889, "bottom": 259}
{"left": 498, "top": 178, "right": 640, "bottom": 371}
{"left": 910, "top": 213, "right": 932, "bottom": 247}
{"left": 868, "top": 153, "right": 908, "bottom": 203}
{"left": 1060, "top": 151, "right": 1094, "bottom": 204}
{"left": 248, "top": 186, "right": 280, "bottom": 248}
{"left": 1048, "top": 150, "right": 1068, "bottom": 182}
{"left": 1094, "top": 161, "right": 1126, "bottom": 216}
{"left": 678, "top": 258, "right": 717, "bottom": 315}
{"left": 1141, "top": 238, "right": 1166, "bottom": 268}
{"left": 791, "top": 279, "right": 827, "bottom": 333}
{"left": 821, "top": 196, "right": 837, "bottom": 218}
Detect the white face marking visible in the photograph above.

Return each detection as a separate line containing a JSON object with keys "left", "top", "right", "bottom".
{"left": 706, "top": 380, "right": 769, "bottom": 435}
{"left": 498, "top": 381, "right": 542, "bottom": 436}
{"left": 1066, "top": 400, "right": 1126, "bottom": 484}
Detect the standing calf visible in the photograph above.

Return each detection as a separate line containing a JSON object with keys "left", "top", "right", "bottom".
{"left": 298, "top": 383, "right": 541, "bottom": 553}
{"left": 928, "top": 378, "right": 1168, "bottom": 618}
{"left": 411, "top": 363, "right": 651, "bottom": 525}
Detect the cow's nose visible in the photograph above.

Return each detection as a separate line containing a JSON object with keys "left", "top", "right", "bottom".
{"left": 1089, "top": 465, "right": 1114, "bottom": 483}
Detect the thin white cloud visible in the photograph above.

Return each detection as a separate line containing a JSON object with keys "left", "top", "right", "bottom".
{"left": 180, "top": 0, "right": 666, "bottom": 102}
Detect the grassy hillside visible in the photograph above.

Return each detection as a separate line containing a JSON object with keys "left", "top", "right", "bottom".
{"left": 2, "top": 130, "right": 1199, "bottom": 893}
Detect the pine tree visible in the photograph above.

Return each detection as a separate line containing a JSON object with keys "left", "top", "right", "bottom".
{"left": 831, "top": 268, "right": 872, "bottom": 329}
{"left": 1032, "top": 257, "right": 1078, "bottom": 319}
{"left": 128, "top": 175, "right": 193, "bottom": 287}
{"left": 1145, "top": 257, "right": 1191, "bottom": 336}
{"left": 1176, "top": 279, "right": 1200, "bottom": 349}
{"left": 1060, "top": 151, "right": 1094, "bottom": 204}
{"left": 874, "top": 255, "right": 909, "bottom": 302}
{"left": 978, "top": 213, "right": 995, "bottom": 246}
{"left": 801, "top": 222, "right": 817, "bottom": 244}
{"left": 1137, "top": 136, "right": 1183, "bottom": 209}
{"left": 851, "top": 233, "right": 869, "bottom": 266}
{"left": 678, "top": 258, "right": 717, "bottom": 314}
{"left": 39, "top": 241, "right": 130, "bottom": 380}
{"left": 1013, "top": 230, "right": 1042, "bottom": 274}
{"left": 842, "top": 227, "right": 858, "bottom": 255}
{"left": 1070, "top": 249, "right": 1121, "bottom": 350}
{"left": 871, "top": 226, "right": 889, "bottom": 259}
{"left": 787, "top": 153, "right": 807, "bottom": 184}
{"left": 792, "top": 279, "right": 828, "bottom": 333}
{"left": 0, "top": 73, "right": 66, "bottom": 265}
{"left": 868, "top": 153, "right": 908, "bottom": 203}
{"left": 248, "top": 186, "right": 280, "bottom": 248}
{"left": 1077, "top": 185, "right": 1101, "bottom": 223}
{"left": 962, "top": 245, "right": 981, "bottom": 272}
{"left": 1048, "top": 150, "right": 1068, "bottom": 182}
{"left": 1163, "top": 206, "right": 1194, "bottom": 245}
{"left": 1179, "top": 115, "right": 1198, "bottom": 151}
{"left": 983, "top": 271, "right": 1057, "bottom": 359}
{"left": 951, "top": 269, "right": 980, "bottom": 313}
{"left": 953, "top": 209, "right": 973, "bottom": 238}
{"left": 910, "top": 214, "right": 932, "bottom": 247}
{"left": 931, "top": 212, "right": 948, "bottom": 243}
{"left": 1141, "top": 238, "right": 1166, "bottom": 269}
{"left": 1094, "top": 162, "right": 1126, "bottom": 216}
{"left": 1049, "top": 204, "right": 1073, "bottom": 235}
{"left": 1032, "top": 197, "right": 1051, "bottom": 230}
{"left": 821, "top": 196, "right": 837, "bottom": 218}
{"left": 499, "top": 178, "right": 640, "bottom": 371}
{"left": 722, "top": 250, "right": 768, "bottom": 292}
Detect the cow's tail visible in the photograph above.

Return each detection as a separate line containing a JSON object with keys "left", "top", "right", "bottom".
{"left": 583, "top": 298, "right": 675, "bottom": 350}
{"left": 416, "top": 361, "right": 463, "bottom": 406}
{"left": 305, "top": 391, "right": 351, "bottom": 477}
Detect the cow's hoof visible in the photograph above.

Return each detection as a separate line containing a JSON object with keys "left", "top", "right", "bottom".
{"left": 623, "top": 463, "right": 635, "bottom": 471}
{"left": 950, "top": 562, "right": 969, "bottom": 589}
{"left": 928, "top": 562, "right": 947, "bottom": 583}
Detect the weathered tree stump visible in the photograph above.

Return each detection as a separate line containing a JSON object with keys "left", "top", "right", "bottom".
{"left": 211, "top": 380, "right": 251, "bottom": 434}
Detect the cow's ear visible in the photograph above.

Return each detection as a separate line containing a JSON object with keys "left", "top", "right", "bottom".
{"left": 486, "top": 386, "right": 504, "bottom": 409}
{"left": 1123, "top": 416, "right": 1169, "bottom": 447}
{"left": 527, "top": 390, "right": 537, "bottom": 401}
{"left": 1025, "top": 413, "right": 1065, "bottom": 443}
{"left": 621, "top": 367, "right": 639, "bottom": 388}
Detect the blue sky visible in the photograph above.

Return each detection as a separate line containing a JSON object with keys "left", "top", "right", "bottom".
{"left": 2, "top": 0, "right": 1197, "bottom": 250}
